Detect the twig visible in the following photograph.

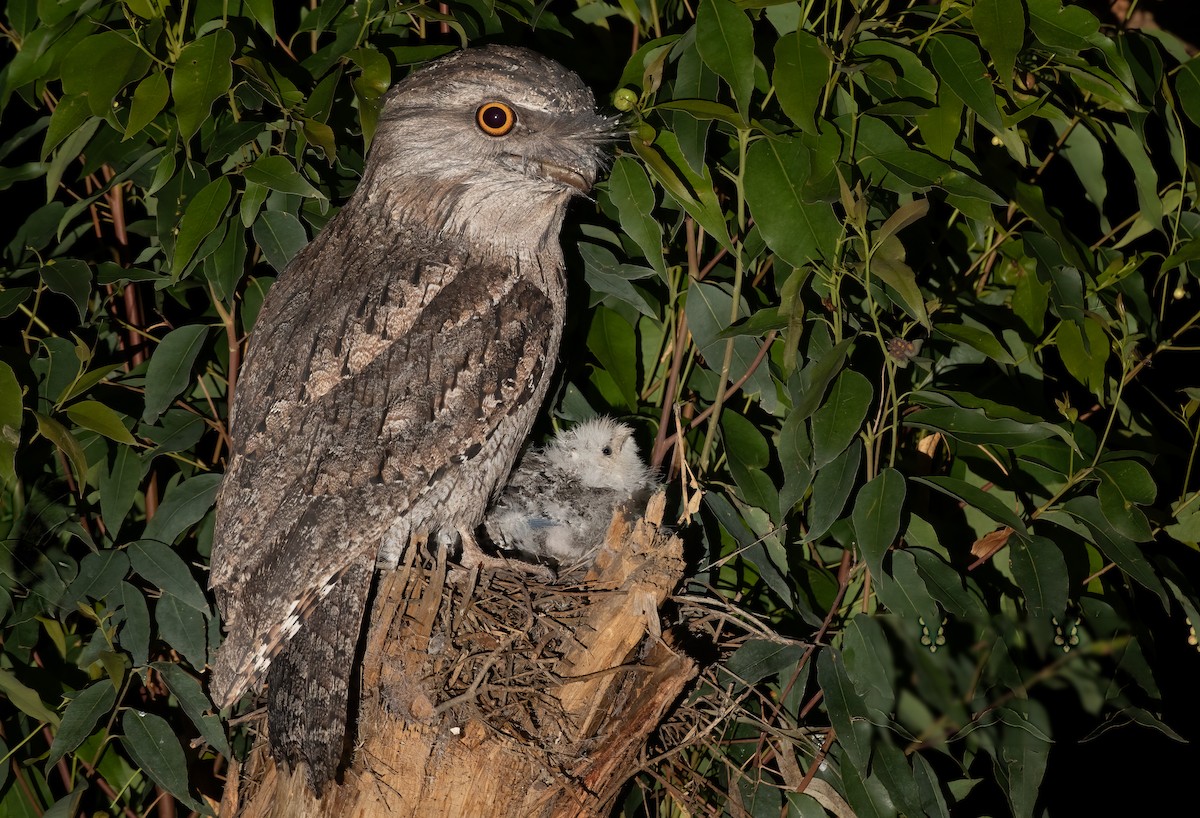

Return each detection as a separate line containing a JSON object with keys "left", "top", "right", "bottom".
{"left": 656, "top": 330, "right": 778, "bottom": 464}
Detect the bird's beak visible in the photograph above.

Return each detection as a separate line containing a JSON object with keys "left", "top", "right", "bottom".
{"left": 539, "top": 161, "right": 592, "bottom": 194}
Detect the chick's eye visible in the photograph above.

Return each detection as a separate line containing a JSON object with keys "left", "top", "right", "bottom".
{"left": 601, "top": 446, "right": 613, "bottom": 456}
{"left": 476, "top": 102, "right": 515, "bottom": 136}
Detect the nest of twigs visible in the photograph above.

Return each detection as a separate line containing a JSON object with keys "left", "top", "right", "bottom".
{"left": 406, "top": 561, "right": 631, "bottom": 755}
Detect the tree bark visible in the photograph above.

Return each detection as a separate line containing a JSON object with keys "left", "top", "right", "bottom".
{"left": 223, "top": 492, "right": 692, "bottom": 817}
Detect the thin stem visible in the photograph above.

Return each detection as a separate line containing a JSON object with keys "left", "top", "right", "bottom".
{"left": 697, "top": 129, "right": 750, "bottom": 471}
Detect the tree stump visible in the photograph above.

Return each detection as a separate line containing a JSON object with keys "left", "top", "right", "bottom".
{"left": 223, "top": 492, "right": 693, "bottom": 817}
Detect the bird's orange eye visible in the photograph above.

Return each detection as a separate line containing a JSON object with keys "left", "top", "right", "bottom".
{"left": 476, "top": 102, "right": 515, "bottom": 136}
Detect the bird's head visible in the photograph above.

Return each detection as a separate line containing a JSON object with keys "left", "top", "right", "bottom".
{"left": 365, "top": 46, "right": 614, "bottom": 249}
{"left": 547, "top": 417, "right": 651, "bottom": 495}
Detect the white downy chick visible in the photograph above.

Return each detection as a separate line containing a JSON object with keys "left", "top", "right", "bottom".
{"left": 483, "top": 417, "right": 656, "bottom": 569}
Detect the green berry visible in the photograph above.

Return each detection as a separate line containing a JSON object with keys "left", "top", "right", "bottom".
{"left": 613, "top": 88, "right": 638, "bottom": 112}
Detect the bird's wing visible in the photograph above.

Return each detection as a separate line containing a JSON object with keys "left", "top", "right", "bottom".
{"left": 209, "top": 217, "right": 560, "bottom": 707}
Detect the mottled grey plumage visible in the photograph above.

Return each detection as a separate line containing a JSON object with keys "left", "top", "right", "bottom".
{"left": 208, "top": 46, "right": 608, "bottom": 791}
{"left": 483, "top": 418, "right": 656, "bottom": 568}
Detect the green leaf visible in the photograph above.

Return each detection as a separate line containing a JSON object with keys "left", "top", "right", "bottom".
{"left": 0, "top": 669, "right": 60, "bottom": 725}
{"left": 586, "top": 307, "right": 639, "bottom": 410}
{"left": 705, "top": 492, "right": 794, "bottom": 608}
{"left": 842, "top": 616, "right": 895, "bottom": 716}
{"left": 876, "top": 548, "right": 940, "bottom": 627}
{"left": 717, "top": 639, "right": 805, "bottom": 692}
{"left": 34, "top": 412, "right": 88, "bottom": 484}
{"left": 671, "top": 41, "right": 718, "bottom": 175}
{"left": 144, "top": 410, "right": 206, "bottom": 454}
{"left": 653, "top": 99, "right": 747, "bottom": 129}
{"left": 120, "top": 710, "right": 201, "bottom": 810}
{"left": 60, "top": 31, "right": 152, "bottom": 117}
{"left": 0, "top": 361, "right": 21, "bottom": 486}
{"left": 61, "top": 550, "right": 129, "bottom": 612}
{"left": 128, "top": 539, "right": 210, "bottom": 612}
{"left": 695, "top": 0, "right": 755, "bottom": 114}
{"left": 852, "top": 469, "right": 906, "bottom": 579}
{"left": 142, "top": 325, "right": 208, "bottom": 424}
{"left": 909, "top": 544, "right": 977, "bottom": 616}
{"left": 917, "top": 91, "right": 965, "bottom": 160}
{"left": 1109, "top": 123, "right": 1162, "bottom": 227}
{"left": 872, "top": 258, "right": 930, "bottom": 329}
{"left": 142, "top": 472, "right": 223, "bottom": 549}
{"left": 905, "top": 407, "right": 1055, "bottom": 449}
{"left": 774, "top": 29, "right": 830, "bottom": 133}
{"left": 1175, "top": 56, "right": 1200, "bottom": 129}
{"left": 124, "top": 71, "right": 169, "bottom": 139}
{"left": 59, "top": 357, "right": 122, "bottom": 407}
{"left": 915, "top": 474, "right": 1028, "bottom": 535}
{"left": 746, "top": 137, "right": 840, "bottom": 266}
{"left": 1048, "top": 499, "right": 1167, "bottom": 606}
{"left": 928, "top": 35, "right": 1004, "bottom": 131}
{"left": 973, "top": 0, "right": 1025, "bottom": 92}
{"left": 811, "top": 370, "right": 872, "bottom": 468}
{"left": 202, "top": 221, "right": 248, "bottom": 304}
{"left": 579, "top": 242, "right": 658, "bottom": 318}
{"left": 1162, "top": 235, "right": 1200, "bottom": 273}
{"left": 303, "top": 118, "right": 336, "bottom": 160}
{"left": 40, "top": 259, "right": 91, "bottom": 323}
{"left": 1055, "top": 316, "right": 1107, "bottom": 395}
{"left": 854, "top": 115, "right": 1004, "bottom": 211}
{"left": 44, "top": 791, "right": 84, "bottom": 818}
{"left": 1008, "top": 534, "right": 1068, "bottom": 618}
{"left": 715, "top": 306, "right": 790, "bottom": 339}
{"left": 854, "top": 39, "right": 938, "bottom": 103}
{"left": 789, "top": 337, "right": 853, "bottom": 422}
{"left": 113, "top": 582, "right": 150, "bottom": 666}
{"left": 1028, "top": 0, "right": 1103, "bottom": 53}
{"left": 806, "top": 439, "right": 861, "bottom": 541}
{"left": 171, "top": 29, "right": 236, "bottom": 140}
{"left": 243, "top": 154, "right": 323, "bottom": 199}
{"left": 1097, "top": 457, "right": 1156, "bottom": 504}
{"left": 778, "top": 410, "right": 814, "bottom": 514}
{"left": 874, "top": 198, "right": 930, "bottom": 246}
{"left": 348, "top": 46, "right": 393, "bottom": 100}
{"left": 816, "top": 649, "right": 872, "bottom": 769}
{"left": 870, "top": 741, "right": 926, "bottom": 817}
{"left": 65, "top": 400, "right": 135, "bottom": 445}
{"left": 1065, "top": 65, "right": 1139, "bottom": 112}
{"left": 244, "top": 0, "right": 278, "bottom": 41}
{"left": 995, "top": 702, "right": 1051, "bottom": 818}
{"left": 0, "top": 288, "right": 32, "bottom": 318}
{"left": 240, "top": 181, "right": 269, "bottom": 228}
{"left": 842, "top": 763, "right": 898, "bottom": 818}
{"left": 97, "top": 262, "right": 162, "bottom": 286}
{"left": 723, "top": 411, "right": 779, "bottom": 519}
{"left": 1061, "top": 121, "right": 1108, "bottom": 221}
{"left": 152, "top": 662, "right": 231, "bottom": 757}
{"left": 101, "top": 445, "right": 144, "bottom": 537}
{"left": 606, "top": 156, "right": 666, "bottom": 277}
{"left": 42, "top": 93, "right": 92, "bottom": 159}
{"left": 686, "top": 281, "right": 773, "bottom": 405}
{"left": 46, "top": 681, "right": 117, "bottom": 768}
{"left": 172, "top": 176, "right": 231, "bottom": 277}
{"left": 1096, "top": 459, "right": 1155, "bottom": 542}
{"left": 1019, "top": 189, "right": 1089, "bottom": 272}
{"left": 631, "top": 130, "right": 730, "bottom": 250}
{"left": 936, "top": 322, "right": 1016, "bottom": 365}
{"left": 253, "top": 209, "right": 309, "bottom": 272}
{"left": 155, "top": 595, "right": 207, "bottom": 668}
